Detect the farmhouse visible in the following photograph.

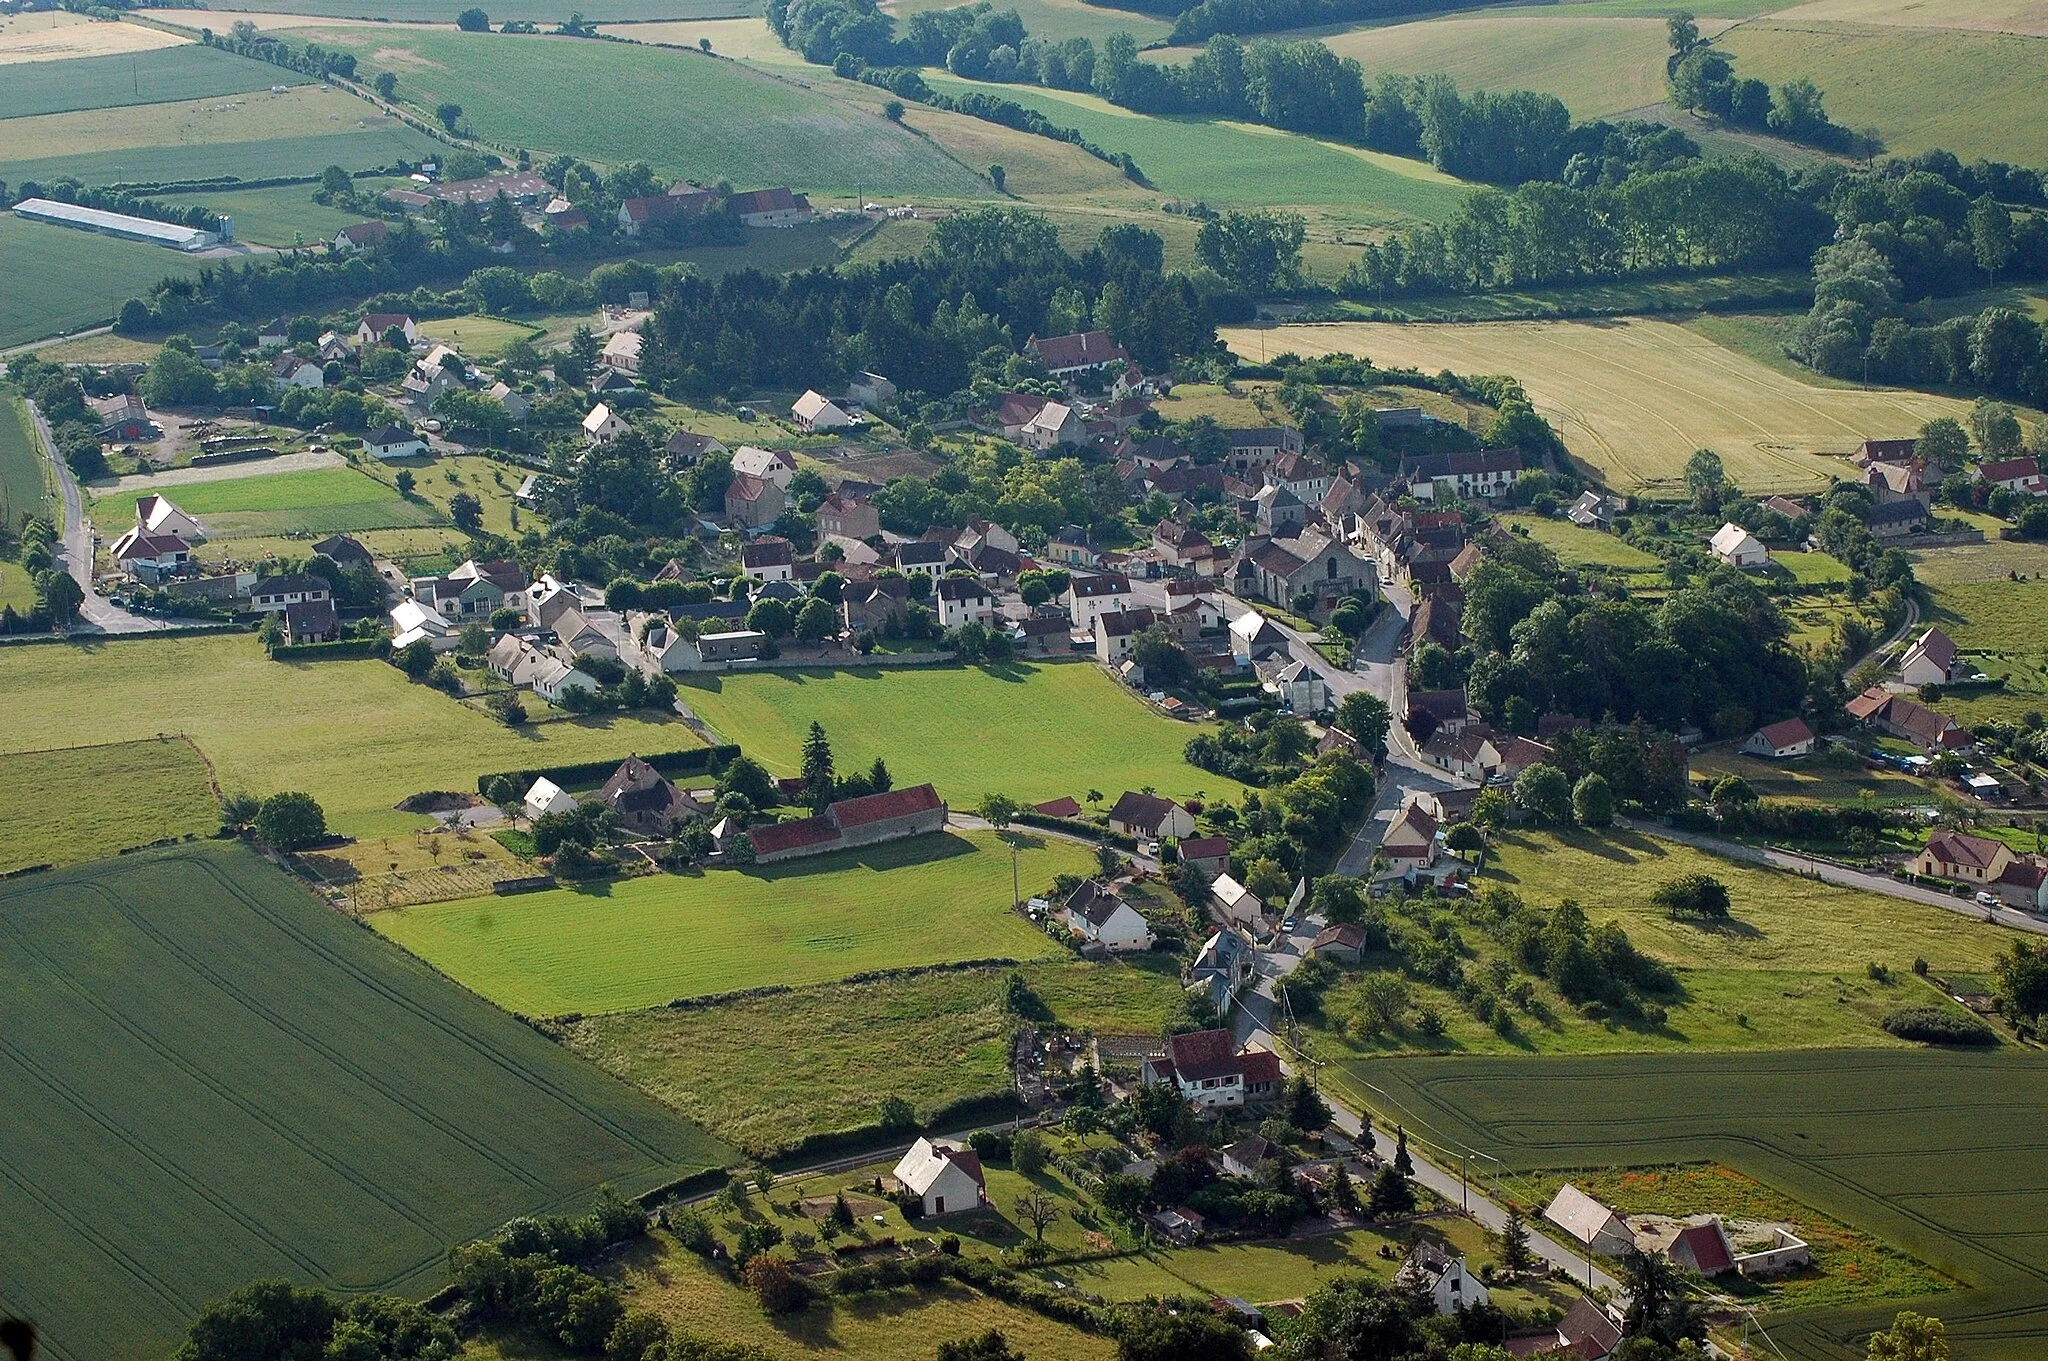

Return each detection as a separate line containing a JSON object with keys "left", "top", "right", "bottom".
{"left": 847, "top": 371, "right": 897, "bottom": 406}
{"left": 1139, "top": 1029, "right": 1282, "bottom": 1111}
{"left": 892, "top": 1138, "right": 986, "bottom": 1217}
{"left": 665, "top": 431, "right": 726, "bottom": 468}
{"left": 312, "top": 534, "right": 371, "bottom": 567}
{"left": 332, "top": 220, "right": 390, "bottom": 252}
{"left": 1709, "top": 522, "right": 1768, "bottom": 568}
{"left": 364, "top": 425, "right": 427, "bottom": 460}
{"left": 1862, "top": 459, "right": 1930, "bottom": 507}
{"left": 726, "top": 187, "right": 814, "bottom": 227}
{"left": 1979, "top": 457, "right": 2048, "bottom": 497}
{"left": 1108, "top": 790, "right": 1195, "bottom": 841}
{"left": 1545, "top": 1184, "right": 1635, "bottom": 1257}
{"left": 598, "top": 757, "right": 703, "bottom": 837}
{"left": 600, "top": 331, "right": 644, "bottom": 374}
{"left": 1741, "top": 717, "right": 1816, "bottom": 759}
{"left": 1061, "top": 880, "right": 1153, "bottom": 951}
{"left": 616, "top": 196, "right": 677, "bottom": 236}
{"left": 1761, "top": 494, "right": 1811, "bottom": 524}
{"left": 1913, "top": 830, "right": 2048, "bottom": 908}
{"left": 582, "top": 403, "right": 628, "bottom": 446}
{"left": 643, "top": 626, "right": 769, "bottom": 672}
{"left": 1845, "top": 686, "right": 1966, "bottom": 751}
{"left": 792, "top": 390, "right": 857, "bottom": 432}
{"left": 746, "top": 783, "right": 948, "bottom": 863}
{"left": 1900, "top": 627, "right": 1962, "bottom": 687}
{"left": 1028, "top": 330, "right": 1129, "bottom": 379}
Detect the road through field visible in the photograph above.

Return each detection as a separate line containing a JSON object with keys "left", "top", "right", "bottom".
{"left": 1222, "top": 318, "right": 1976, "bottom": 494}
{"left": 27, "top": 398, "right": 168, "bottom": 635}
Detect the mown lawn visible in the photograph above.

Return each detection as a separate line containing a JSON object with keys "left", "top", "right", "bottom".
{"left": 1500, "top": 513, "right": 1663, "bottom": 571}
{"left": 0, "top": 738, "right": 219, "bottom": 873}
{"left": 371, "top": 829, "right": 1093, "bottom": 1016}
{"left": 90, "top": 463, "right": 445, "bottom": 540}
{"left": 416, "top": 314, "right": 545, "bottom": 358}
{"left": 0, "top": 634, "right": 699, "bottom": 838}
{"left": 679, "top": 661, "right": 1242, "bottom": 807}
{"left": 560, "top": 956, "right": 1184, "bottom": 1154}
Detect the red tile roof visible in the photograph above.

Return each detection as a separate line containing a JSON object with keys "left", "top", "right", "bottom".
{"left": 1239, "top": 1049, "right": 1282, "bottom": 1086}
{"left": 1163, "top": 1029, "right": 1239, "bottom": 1082}
{"left": 831, "top": 782, "right": 942, "bottom": 829}
{"left": 1672, "top": 1223, "right": 1735, "bottom": 1275}
{"left": 1034, "top": 796, "right": 1083, "bottom": 818}
{"left": 747, "top": 815, "right": 841, "bottom": 856}
{"left": 1030, "top": 329, "right": 1129, "bottom": 372}
{"left": 1753, "top": 717, "right": 1815, "bottom": 750}
{"left": 1180, "top": 835, "right": 1229, "bottom": 861}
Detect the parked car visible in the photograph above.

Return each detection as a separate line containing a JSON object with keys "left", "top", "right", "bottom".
{"left": 1976, "top": 891, "right": 2000, "bottom": 907}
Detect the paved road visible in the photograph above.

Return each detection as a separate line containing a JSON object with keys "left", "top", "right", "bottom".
{"left": 1641, "top": 819, "right": 2048, "bottom": 938}
{"left": 0, "top": 326, "right": 113, "bottom": 361}
{"left": 95, "top": 447, "right": 344, "bottom": 496}
{"left": 1846, "top": 594, "right": 1920, "bottom": 682}
{"left": 28, "top": 400, "right": 167, "bottom": 635}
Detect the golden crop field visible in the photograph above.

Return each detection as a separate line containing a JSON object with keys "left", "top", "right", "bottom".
{"left": 1770, "top": 0, "right": 2048, "bottom": 36}
{"left": 0, "top": 12, "right": 187, "bottom": 64}
{"left": 1222, "top": 318, "right": 1978, "bottom": 494}
{"left": 0, "top": 83, "right": 403, "bottom": 162}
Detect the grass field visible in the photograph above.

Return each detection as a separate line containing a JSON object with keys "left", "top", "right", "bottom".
{"left": 0, "top": 43, "right": 286, "bottom": 118}
{"left": 0, "top": 14, "right": 188, "bottom": 66}
{"left": 1715, "top": 20, "right": 2048, "bottom": 164}
{"left": 297, "top": 27, "right": 989, "bottom": 197}
{"left": 416, "top": 314, "right": 544, "bottom": 357}
{"left": 210, "top": 0, "right": 758, "bottom": 19}
{"left": 0, "top": 84, "right": 439, "bottom": 188}
{"left": 371, "top": 828, "right": 1089, "bottom": 1015}
{"left": 0, "top": 843, "right": 731, "bottom": 1361}
{"left": 920, "top": 74, "right": 1471, "bottom": 229}
{"left": 1224, "top": 318, "right": 1979, "bottom": 494}
{"left": 1349, "top": 1049, "right": 2048, "bottom": 1360}
{"left": 560, "top": 956, "right": 1183, "bottom": 1152}
{"left": 0, "top": 214, "right": 202, "bottom": 349}
{"left": 1305, "top": 825, "right": 2005, "bottom": 1060}
{"left": 89, "top": 465, "right": 443, "bottom": 540}
{"left": 0, "top": 634, "right": 701, "bottom": 838}
{"left": 155, "top": 182, "right": 379, "bottom": 249}
{"left": 0, "top": 389, "right": 49, "bottom": 529}
{"left": 1499, "top": 512, "right": 1664, "bottom": 570}
{"left": 0, "top": 738, "right": 219, "bottom": 874}
{"left": 1771, "top": 0, "right": 2048, "bottom": 36}
{"left": 680, "top": 661, "right": 1243, "bottom": 807}
{"left": 1688, "top": 744, "right": 1931, "bottom": 806}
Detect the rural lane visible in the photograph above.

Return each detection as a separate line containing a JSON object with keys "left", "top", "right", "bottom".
{"left": 27, "top": 399, "right": 167, "bottom": 635}
{"left": 1634, "top": 819, "right": 2048, "bottom": 938}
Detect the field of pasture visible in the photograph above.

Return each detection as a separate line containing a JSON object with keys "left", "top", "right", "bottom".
{"left": 560, "top": 956, "right": 1184, "bottom": 1153}
{"left": 296, "top": 26, "right": 989, "bottom": 198}
{"left": 371, "top": 828, "right": 1091, "bottom": 1015}
{"left": 0, "top": 739, "right": 220, "bottom": 874}
{"left": 1351, "top": 1049, "right": 2048, "bottom": 1360}
{"left": 1223, "top": 318, "right": 1977, "bottom": 494}
{"left": 0, "top": 389, "right": 48, "bottom": 528}
{"left": 0, "top": 42, "right": 289, "bottom": 117}
{"left": 157, "top": 181, "right": 383, "bottom": 248}
{"left": 90, "top": 465, "right": 443, "bottom": 540}
{"left": 209, "top": 0, "right": 756, "bottom": 19}
{"left": 0, "top": 634, "right": 701, "bottom": 838}
{"left": 0, "top": 215, "right": 202, "bottom": 349}
{"left": 0, "top": 844, "right": 730, "bottom": 1361}
{"left": 681, "top": 660, "right": 1243, "bottom": 807}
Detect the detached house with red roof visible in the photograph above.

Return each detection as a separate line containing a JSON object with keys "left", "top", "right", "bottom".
{"left": 1914, "top": 829, "right": 2048, "bottom": 909}
{"left": 726, "top": 187, "right": 813, "bottom": 227}
{"left": 1741, "top": 717, "right": 1816, "bottom": 759}
{"left": 1140, "top": 1029, "right": 1282, "bottom": 1112}
{"left": 1979, "top": 457, "right": 2048, "bottom": 497}
{"left": 1029, "top": 329, "right": 1129, "bottom": 380}
{"left": 1899, "top": 626, "right": 1962, "bottom": 688}
{"left": 1845, "top": 686, "right": 1967, "bottom": 751}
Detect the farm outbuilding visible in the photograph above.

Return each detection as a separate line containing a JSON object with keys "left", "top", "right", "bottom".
{"left": 13, "top": 197, "right": 220, "bottom": 251}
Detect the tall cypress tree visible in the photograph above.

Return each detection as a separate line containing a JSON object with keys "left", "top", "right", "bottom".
{"left": 801, "top": 721, "right": 835, "bottom": 812}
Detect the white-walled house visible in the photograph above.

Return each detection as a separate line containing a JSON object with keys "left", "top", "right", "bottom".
{"left": 364, "top": 424, "right": 427, "bottom": 460}
{"left": 1710, "top": 522, "right": 1769, "bottom": 568}
{"left": 792, "top": 389, "right": 857, "bottom": 433}
{"left": 1139, "top": 1029, "right": 1282, "bottom": 1111}
{"left": 892, "top": 1138, "right": 987, "bottom": 1217}
{"left": 1061, "top": 881, "right": 1153, "bottom": 951}
{"left": 582, "top": 403, "right": 627, "bottom": 445}
{"left": 1741, "top": 717, "right": 1816, "bottom": 759}
{"left": 523, "top": 777, "right": 579, "bottom": 819}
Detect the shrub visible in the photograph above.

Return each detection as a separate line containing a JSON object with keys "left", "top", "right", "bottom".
{"left": 1653, "top": 872, "right": 1731, "bottom": 919}
{"left": 744, "top": 1255, "right": 809, "bottom": 1314}
{"left": 1881, "top": 1005, "right": 1997, "bottom": 1046}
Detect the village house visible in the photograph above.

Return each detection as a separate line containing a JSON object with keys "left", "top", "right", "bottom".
{"left": 1179, "top": 834, "right": 1230, "bottom": 881}
{"left": 1186, "top": 927, "right": 1256, "bottom": 1016}
{"left": 731, "top": 445, "right": 799, "bottom": 490}
{"left": 1152, "top": 519, "right": 1213, "bottom": 571}
{"left": 1913, "top": 830, "right": 2048, "bottom": 909}
{"left": 1222, "top": 427, "right": 1303, "bottom": 477}
{"left": 1108, "top": 790, "right": 1196, "bottom": 841}
{"left": 522, "top": 776, "right": 579, "bottom": 820}
{"left": 665, "top": 431, "right": 726, "bottom": 469}
{"left": 363, "top": 424, "right": 426, "bottom": 461}
{"left": 1068, "top": 572, "right": 1134, "bottom": 634}
{"left": 740, "top": 536, "right": 796, "bottom": 583}
{"left": 935, "top": 574, "right": 997, "bottom": 630}
{"left": 1845, "top": 685, "right": 1967, "bottom": 751}
{"left": 642, "top": 625, "right": 769, "bottom": 673}
{"left": 354, "top": 312, "right": 417, "bottom": 346}
{"left": 894, "top": 539, "right": 949, "bottom": 579}
{"left": 892, "top": 1138, "right": 986, "bottom": 1217}
{"left": 1029, "top": 329, "right": 1129, "bottom": 380}
{"left": 615, "top": 195, "right": 678, "bottom": 236}
{"left": 1900, "top": 626, "right": 1963, "bottom": 687}
{"left": 412, "top": 559, "right": 526, "bottom": 618}
{"left": 597, "top": 756, "right": 703, "bottom": 837}
{"left": 1264, "top": 657, "right": 1330, "bottom": 715}
{"left": 1710, "top": 522, "right": 1769, "bottom": 567}
{"left": 272, "top": 355, "right": 324, "bottom": 390}
{"left": 1140, "top": 1029, "right": 1282, "bottom": 1111}
{"left": 1002, "top": 393, "right": 1084, "bottom": 450}
{"left": 1095, "top": 607, "right": 1157, "bottom": 665}
{"left": 1863, "top": 459, "right": 1931, "bottom": 507}
{"left": 1398, "top": 449, "right": 1524, "bottom": 501}
{"left": 112, "top": 532, "right": 192, "bottom": 582}
{"left": 1545, "top": 1184, "right": 1636, "bottom": 1257}
{"left": 332, "top": 220, "right": 390, "bottom": 252}
{"left": 581, "top": 403, "right": 628, "bottom": 446}
{"left": 1045, "top": 524, "right": 1100, "bottom": 569}
{"left": 1407, "top": 688, "right": 1473, "bottom": 739}
{"left": 1568, "top": 490, "right": 1623, "bottom": 527}
{"left": 1742, "top": 717, "right": 1817, "bottom": 759}
{"left": 1229, "top": 610, "right": 1289, "bottom": 667}
{"left": 816, "top": 492, "right": 881, "bottom": 540}
{"left": 389, "top": 599, "right": 454, "bottom": 651}
{"left": 1866, "top": 499, "right": 1929, "bottom": 539}
{"left": 282, "top": 597, "right": 341, "bottom": 645}
{"left": 723, "top": 472, "right": 785, "bottom": 530}
{"left": 1424, "top": 726, "right": 1502, "bottom": 783}
{"left": 1219, "top": 1135, "right": 1271, "bottom": 1179}
{"left": 250, "top": 573, "right": 332, "bottom": 613}
{"left": 600, "top": 330, "right": 644, "bottom": 374}
{"left": 747, "top": 783, "right": 948, "bottom": 863}
{"left": 1253, "top": 483, "right": 1307, "bottom": 535}
{"left": 1397, "top": 1243, "right": 1489, "bottom": 1317}
{"left": 792, "top": 390, "right": 857, "bottom": 433}
{"left": 1061, "top": 880, "right": 1153, "bottom": 951}
{"left": 311, "top": 533, "right": 371, "bottom": 568}
{"left": 1208, "top": 872, "right": 1266, "bottom": 933}
{"left": 1309, "top": 921, "right": 1369, "bottom": 964}
{"left": 1380, "top": 800, "right": 1439, "bottom": 869}
{"left": 1855, "top": 438, "right": 1919, "bottom": 466}
{"left": 841, "top": 579, "right": 909, "bottom": 635}
{"left": 1511, "top": 1299, "right": 1623, "bottom": 1361}
{"left": 1979, "top": 457, "right": 2048, "bottom": 497}
{"left": 726, "top": 187, "right": 814, "bottom": 227}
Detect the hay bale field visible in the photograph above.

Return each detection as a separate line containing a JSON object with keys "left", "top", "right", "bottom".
{"left": 1223, "top": 318, "right": 1977, "bottom": 494}
{"left": 371, "top": 828, "right": 1092, "bottom": 1015}
{"left": 296, "top": 26, "right": 991, "bottom": 197}
{"left": 0, "top": 843, "right": 731, "bottom": 1361}
{"left": 680, "top": 660, "right": 1245, "bottom": 807}
{"left": 1349, "top": 1049, "right": 2048, "bottom": 1359}
{"left": 0, "top": 12, "right": 189, "bottom": 65}
{"left": 0, "top": 739, "right": 220, "bottom": 873}
{"left": 0, "top": 634, "right": 702, "bottom": 839}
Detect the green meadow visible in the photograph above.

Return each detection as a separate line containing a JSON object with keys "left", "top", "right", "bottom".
{"left": 0, "top": 214, "right": 202, "bottom": 349}
{"left": 0, "top": 43, "right": 295, "bottom": 120}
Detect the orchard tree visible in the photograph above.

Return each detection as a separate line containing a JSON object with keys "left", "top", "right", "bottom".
{"left": 1572, "top": 772, "right": 1615, "bottom": 827}
{"left": 255, "top": 792, "right": 327, "bottom": 851}
{"left": 1513, "top": 763, "right": 1572, "bottom": 824}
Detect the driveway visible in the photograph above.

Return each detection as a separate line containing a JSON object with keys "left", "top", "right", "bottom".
{"left": 28, "top": 399, "right": 169, "bottom": 635}
{"left": 94, "top": 447, "right": 343, "bottom": 496}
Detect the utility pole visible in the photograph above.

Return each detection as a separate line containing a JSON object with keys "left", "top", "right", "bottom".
{"left": 1011, "top": 839, "right": 1020, "bottom": 910}
{"left": 1460, "top": 1148, "right": 1469, "bottom": 1213}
